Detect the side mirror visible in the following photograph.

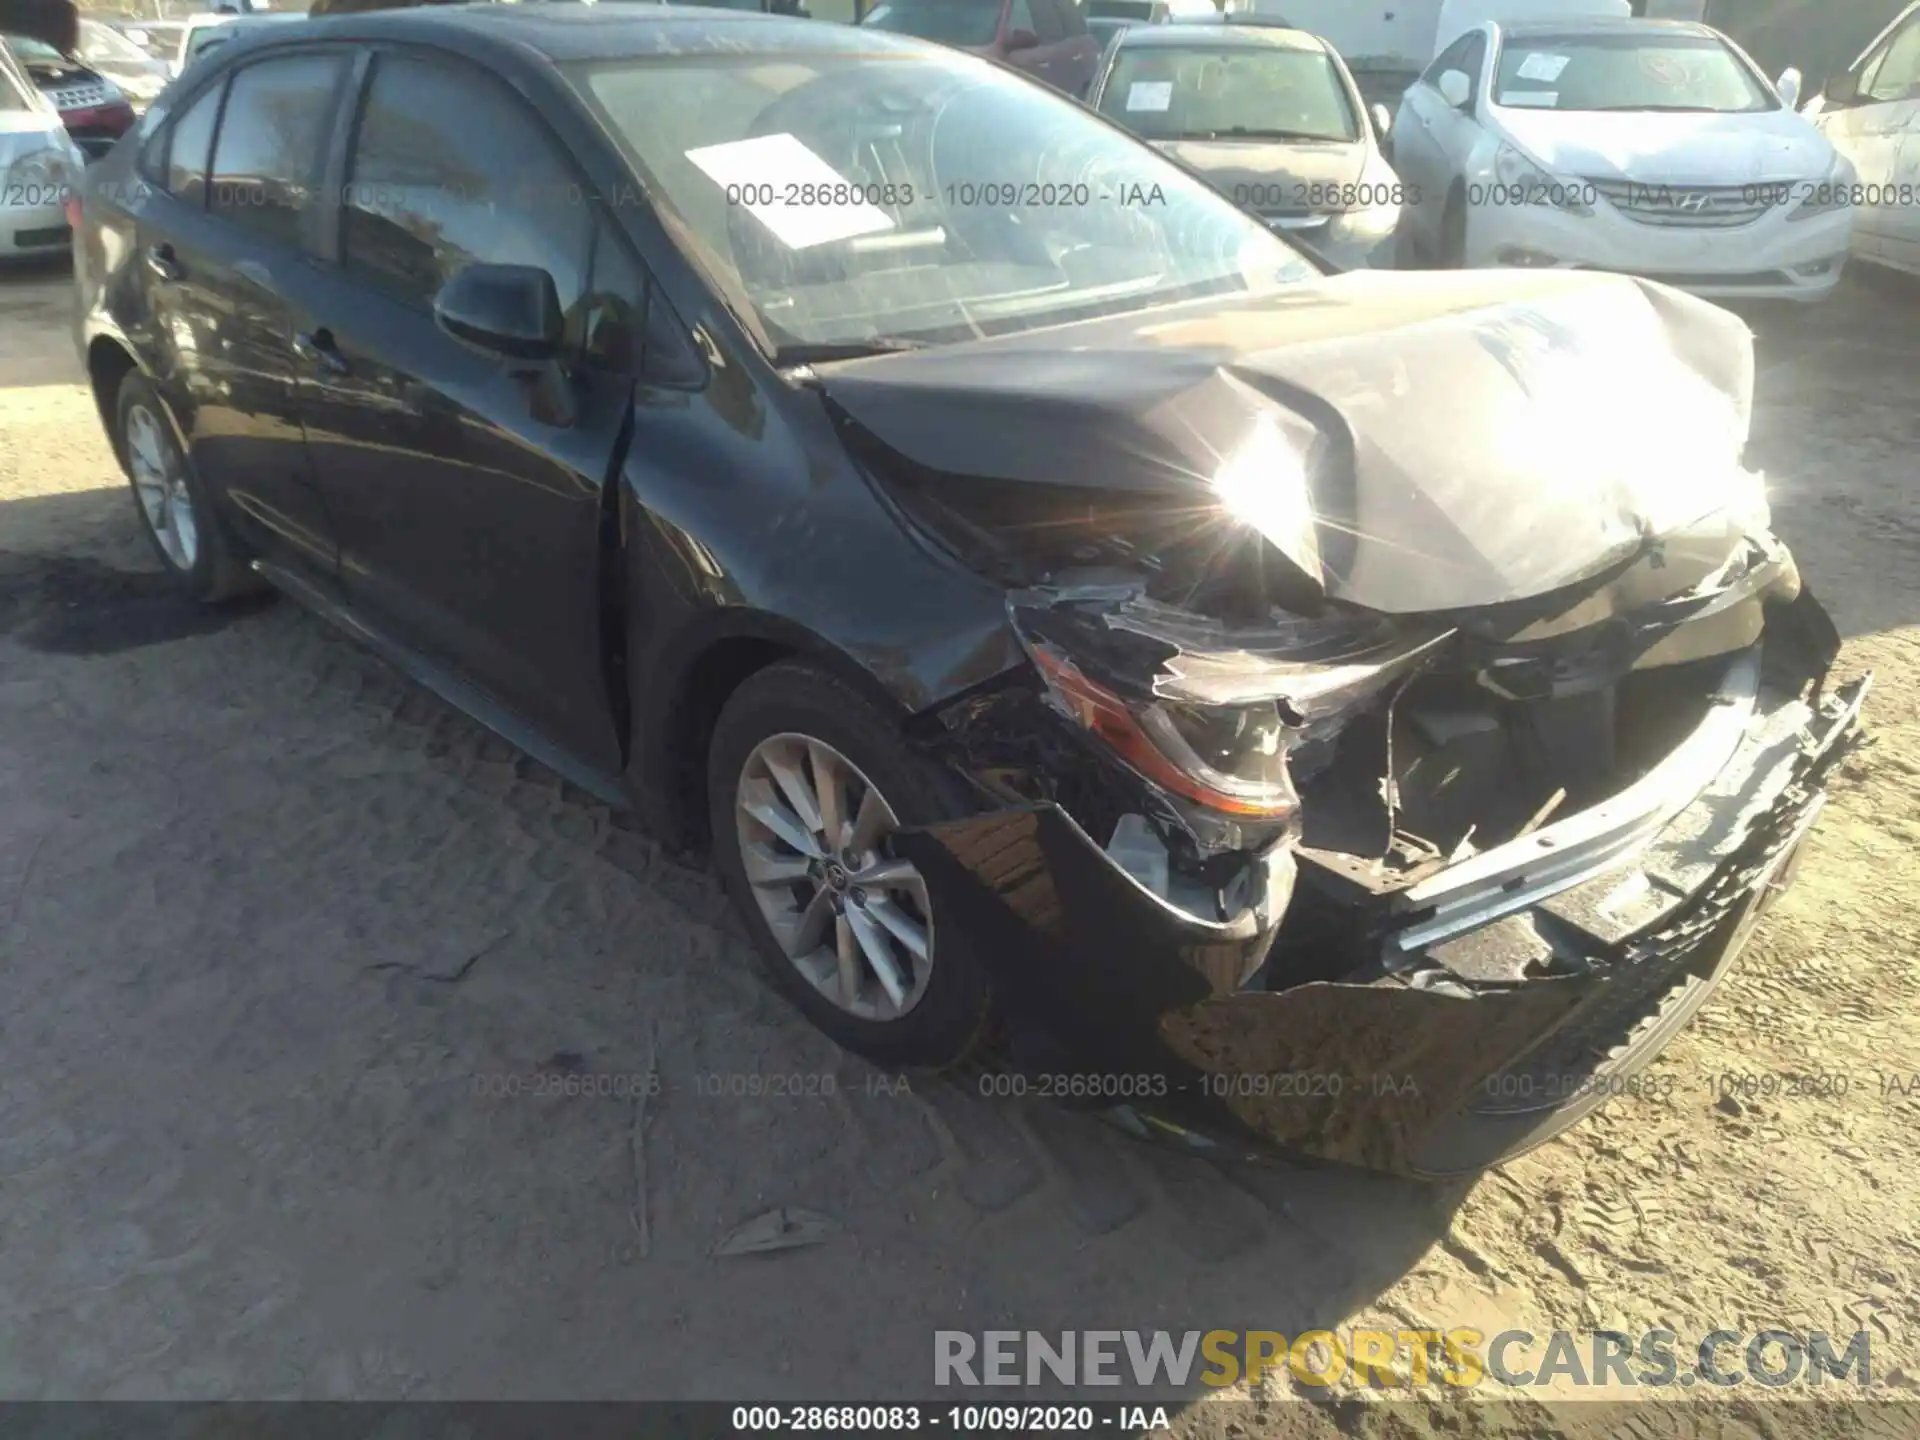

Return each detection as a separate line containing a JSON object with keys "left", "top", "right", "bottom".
{"left": 1370, "top": 102, "right": 1393, "bottom": 136}
{"left": 1775, "top": 66, "right": 1802, "bottom": 111}
{"left": 434, "top": 264, "right": 563, "bottom": 364}
{"left": 1005, "top": 27, "right": 1039, "bottom": 51}
{"left": 1822, "top": 67, "right": 1860, "bottom": 106}
{"left": 1437, "top": 68, "right": 1471, "bottom": 110}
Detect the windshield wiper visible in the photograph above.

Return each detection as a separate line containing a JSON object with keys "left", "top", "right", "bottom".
{"left": 1583, "top": 104, "right": 1728, "bottom": 113}
{"left": 1193, "top": 126, "right": 1347, "bottom": 142}
{"left": 773, "top": 338, "right": 930, "bottom": 366}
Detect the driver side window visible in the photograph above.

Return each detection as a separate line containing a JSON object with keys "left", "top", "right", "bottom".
{"left": 341, "top": 51, "right": 588, "bottom": 316}
{"left": 1861, "top": 15, "right": 1920, "bottom": 103}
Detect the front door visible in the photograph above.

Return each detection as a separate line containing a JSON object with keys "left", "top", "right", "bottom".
{"left": 285, "top": 46, "right": 630, "bottom": 772}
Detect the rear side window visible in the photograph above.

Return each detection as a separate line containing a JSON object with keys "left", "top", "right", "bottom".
{"left": 208, "top": 54, "right": 347, "bottom": 247}
{"left": 162, "top": 81, "right": 223, "bottom": 205}
{"left": 341, "top": 54, "right": 590, "bottom": 315}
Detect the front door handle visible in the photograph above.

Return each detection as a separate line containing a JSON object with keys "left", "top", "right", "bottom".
{"left": 292, "top": 328, "right": 349, "bottom": 376}
{"left": 145, "top": 243, "right": 183, "bottom": 281}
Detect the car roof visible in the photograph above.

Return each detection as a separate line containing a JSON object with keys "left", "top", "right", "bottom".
{"left": 1111, "top": 21, "right": 1326, "bottom": 51}
{"left": 267, "top": 1, "right": 859, "bottom": 62}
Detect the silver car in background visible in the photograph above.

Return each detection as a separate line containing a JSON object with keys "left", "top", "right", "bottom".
{"left": 0, "top": 34, "right": 81, "bottom": 259}
{"left": 1089, "top": 21, "right": 1406, "bottom": 269}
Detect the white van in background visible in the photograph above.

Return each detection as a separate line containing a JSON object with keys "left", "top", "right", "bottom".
{"left": 1433, "top": 0, "right": 1627, "bottom": 59}
{"left": 1225, "top": 0, "right": 1628, "bottom": 70}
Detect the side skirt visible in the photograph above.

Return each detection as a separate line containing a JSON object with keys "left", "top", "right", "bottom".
{"left": 252, "top": 558, "right": 632, "bottom": 812}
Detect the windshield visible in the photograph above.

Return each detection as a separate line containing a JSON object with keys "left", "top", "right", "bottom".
{"left": 861, "top": 0, "right": 1001, "bottom": 48}
{"left": 569, "top": 42, "right": 1313, "bottom": 358}
{"left": 1098, "top": 42, "right": 1359, "bottom": 142}
{"left": 6, "top": 35, "right": 66, "bottom": 65}
{"left": 78, "top": 21, "right": 152, "bottom": 66}
{"left": 1492, "top": 31, "right": 1776, "bottom": 113}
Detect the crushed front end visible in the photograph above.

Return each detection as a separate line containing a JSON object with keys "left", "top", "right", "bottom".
{"left": 896, "top": 561, "right": 1866, "bottom": 1177}
{"left": 821, "top": 272, "right": 1869, "bottom": 1175}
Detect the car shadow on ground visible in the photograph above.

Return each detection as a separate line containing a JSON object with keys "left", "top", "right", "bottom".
{"left": 0, "top": 485, "right": 1469, "bottom": 1402}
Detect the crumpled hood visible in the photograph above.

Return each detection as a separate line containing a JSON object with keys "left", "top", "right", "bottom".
{"left": 818, "top": 268, "right": 1765, "bottom": 615}
{"left": 1495, "top": 105, "right": 1834, "bottom": 185}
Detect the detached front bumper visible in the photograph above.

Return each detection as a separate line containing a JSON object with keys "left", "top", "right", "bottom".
{"left": 898, "top": 642, "right": 1869, "bottom": 1178}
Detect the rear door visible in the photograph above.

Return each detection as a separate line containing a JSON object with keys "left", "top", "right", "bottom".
{"left": 282, "top": 45, "right": 632, "bottom": 771}
{"left": 128, "top": 50, "right": 348, "bottom": 583}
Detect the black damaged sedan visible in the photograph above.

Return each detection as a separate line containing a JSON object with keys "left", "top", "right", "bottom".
{"left": 72, "top": 4, "right": 1866, "bottom": 1177}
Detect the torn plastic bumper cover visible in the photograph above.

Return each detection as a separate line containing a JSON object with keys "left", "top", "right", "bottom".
{"left": 894, "top": 638, "right": 1869, "bottom": 1178}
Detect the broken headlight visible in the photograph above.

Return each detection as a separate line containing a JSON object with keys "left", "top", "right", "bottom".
{"left": 1028, "top": 641, "right": 1300, "bottom": 827}
{"left": 1012, "top": 583, "right": 1456, "bottom": 855}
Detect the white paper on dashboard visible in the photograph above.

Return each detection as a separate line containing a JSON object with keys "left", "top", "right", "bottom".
{"left": 1127, "top": 81, "right": 1173, "bottom": 112}
{"left": 1500, "top": 90, "right": 1560, "bottom": 107}
{"left": 1516, "top": 52, "right": 1571, "bottom": 82}
{"left": 685, "top": 133, "right": 896, "bottom": 250}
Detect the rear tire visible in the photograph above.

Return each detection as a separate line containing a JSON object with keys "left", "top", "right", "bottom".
{"left": 708, "top": 660, "right": 995, "bottom": 1071}
{"left": 113, "top": 373, "right": 263, "bottom": 604}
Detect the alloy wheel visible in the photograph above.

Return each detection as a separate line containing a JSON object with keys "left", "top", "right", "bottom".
{"left": 735, "top": 733, "right": 934, "bottom": 1021}
{"left": 125, "top": 404, "right": 199, "bottom": 572}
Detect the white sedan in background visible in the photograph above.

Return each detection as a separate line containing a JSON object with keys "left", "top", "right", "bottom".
{"left": 1391, "top": 17, "right": 1855, "bottom": 301}
{"left": 1804, "top": 0, "right": 1920, "bottom": 277}
{"left": 1, "top": 40, "right": 83, "bottom": 262}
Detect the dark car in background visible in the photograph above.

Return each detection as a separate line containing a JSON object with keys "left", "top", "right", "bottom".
{"left": 861, "top": 0, "right": 1100, "bottom": 96}
{"left": 1085, "top": 14, "right": 1131, "bottom": 53}
{"left": 74, "top": 17, "right": 171, "bottom": 109}
{"left": 1, "top": 1, "right": 137, "bottom": 157}
{"left": 1090, "top": 22, "right": 1404, "bottom": 268}
{"left": 71, "top": 4, "right": 1863, "bottom": 1179}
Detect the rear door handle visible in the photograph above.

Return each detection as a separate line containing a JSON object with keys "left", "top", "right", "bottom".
{"left": 293, "top": 328, "right": 349, "bottom": 376}
{"left": 145, "top": 243, "right": 183, "bottom": 281}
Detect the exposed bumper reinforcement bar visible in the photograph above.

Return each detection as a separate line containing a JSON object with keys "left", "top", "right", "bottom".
{"left": 897, "top": 664, "right": 1869, "bottom": 1177}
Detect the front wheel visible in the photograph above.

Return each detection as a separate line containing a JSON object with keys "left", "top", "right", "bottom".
{"left": 707, "top": 660, "right": 995, "bottom": 1070}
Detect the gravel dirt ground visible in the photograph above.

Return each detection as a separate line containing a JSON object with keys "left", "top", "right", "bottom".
{"left": 1, "top": 255, "right": 1916, "bottom": 1431}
